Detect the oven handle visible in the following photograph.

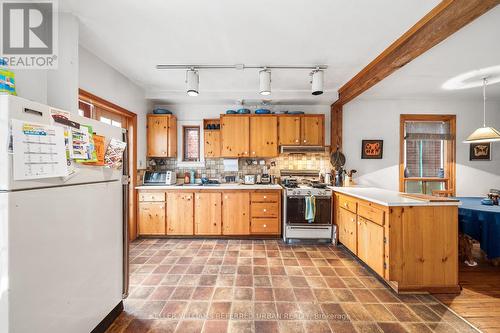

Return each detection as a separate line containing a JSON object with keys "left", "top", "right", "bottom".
{"left": 288, "top": 226, "right": 331, "bottom": 230}
{"left": 287, "top": 195, "right": 332, "bottom": 199}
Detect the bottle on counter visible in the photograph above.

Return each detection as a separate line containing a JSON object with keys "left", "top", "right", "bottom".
{"left": 184, "top": 172, "right": 190, "bottom": 184}
{"left": 190, "top": 170, "right": 195, "bottom": 184}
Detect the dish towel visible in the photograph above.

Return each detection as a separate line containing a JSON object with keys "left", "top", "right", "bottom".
{"left": 305, "top": 195, "right": 316, "bottom": 223}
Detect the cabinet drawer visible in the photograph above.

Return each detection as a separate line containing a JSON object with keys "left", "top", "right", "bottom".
{"left": 251, "top": 202, "right": 279, "bottom": 218}
{"left": 251, "top": 218, "right": 280, "bottom": 234}
{"left": 358, "top": 203, "right": 385, "bottom": 226}
{"left": 338, "top": 195, "right": 357, "bottom": 214}
{"left": 251, "top": 192, "right": 279, "bottom": 203}
{"left": 139, "top": 192, "right": 165, "bottom": 202}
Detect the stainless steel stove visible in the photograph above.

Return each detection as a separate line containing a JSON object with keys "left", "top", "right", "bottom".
{"left": 281, "top": 170, "right": 334, "bottom": 244}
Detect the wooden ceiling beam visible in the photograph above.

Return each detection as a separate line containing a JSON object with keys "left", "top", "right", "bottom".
{"left": 334, "top": 0, "right": 500, "bottom": 106}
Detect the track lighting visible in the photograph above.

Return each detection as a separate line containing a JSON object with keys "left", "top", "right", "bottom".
{"left": 311, "top": 69, "right": 324, "bottom": 95}
{"left": 186, "top": 69, "right": 199, "bottom": 96}
{"left": 259, "top": 69, "right": 271, "bottom": 96}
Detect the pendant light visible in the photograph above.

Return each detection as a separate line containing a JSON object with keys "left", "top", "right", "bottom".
{"left": 186, "top": 69, "right": 199, "bottom": 96}
{"left": 259, "top": 68, "right": 271, "bottom": 96}
{"left": 311, "top": 68, "right": 324, "bottom": 95}
{"left": 464, "top": 78, "right": 500, "bottom": 143}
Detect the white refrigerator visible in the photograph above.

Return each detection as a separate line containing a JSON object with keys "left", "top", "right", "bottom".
{"left": 0, "top": 95, "right": 125, "bottom": 333}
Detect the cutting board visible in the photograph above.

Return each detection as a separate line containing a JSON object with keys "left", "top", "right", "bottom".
{"left": 399, "top": 193, "right": 460, "bottom": 202}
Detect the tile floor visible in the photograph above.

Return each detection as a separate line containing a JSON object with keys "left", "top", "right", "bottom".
{"left": 106, "top": 239, "right": 479, "bottom": 333}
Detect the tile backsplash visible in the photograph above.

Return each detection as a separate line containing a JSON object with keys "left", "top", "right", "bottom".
{"left": 139, "top": 153, "right": 332, "bottom": 183}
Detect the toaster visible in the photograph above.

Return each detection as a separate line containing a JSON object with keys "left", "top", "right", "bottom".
{"left": 143, "top": 171, "right": 177, "bottom": 185}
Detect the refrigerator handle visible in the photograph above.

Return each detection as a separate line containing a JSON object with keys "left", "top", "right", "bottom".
{"left": 121, "top": 129, "right": 130, "bottom": 298}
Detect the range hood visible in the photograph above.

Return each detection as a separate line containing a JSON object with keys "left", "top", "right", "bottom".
{"left": 280, "top": 145, "right": 327, "bottom": 154}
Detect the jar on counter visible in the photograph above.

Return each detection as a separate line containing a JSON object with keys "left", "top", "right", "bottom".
{"left": 184, "top": 172, "right": 190, "bottom": 184}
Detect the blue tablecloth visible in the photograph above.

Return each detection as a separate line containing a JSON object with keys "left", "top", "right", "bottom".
{"left": 457, "top": 197, "right": 500, "bottom": 259}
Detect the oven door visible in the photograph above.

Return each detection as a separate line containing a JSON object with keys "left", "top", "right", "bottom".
{"left": 286, "top": 196, "right": 332, "bottom": 225}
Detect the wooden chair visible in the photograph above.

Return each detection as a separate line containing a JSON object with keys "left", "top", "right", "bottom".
{"left": 432, "top": 189, "right": 454, "bottom": 197}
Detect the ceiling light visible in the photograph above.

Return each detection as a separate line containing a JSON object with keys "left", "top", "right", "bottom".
{"left": 464, "top": 78, "right": 500, "bottom": 143}
{"left": 186, "top": 69, "right": 199, "bottom": 96}
{"left": 259, "top": 69, "right": 271, "bottom": 96}
{"left": 311, "top": 69, "right": 324, "bottom": 95}
{"left": 443, "top": 65, "right": 500, "bottom": 90}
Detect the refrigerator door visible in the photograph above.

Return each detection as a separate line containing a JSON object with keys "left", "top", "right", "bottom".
{"left": 1, "top": 181, "right": 122, "bottom": 333}
{"left": 0, "top": 95, "right": 123, "bottom": 191}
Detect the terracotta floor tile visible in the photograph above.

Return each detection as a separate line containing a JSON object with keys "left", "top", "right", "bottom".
{"left": 202, "top": 320, "right": 227, "bottom": 333}
{"left": 274, "top": 288, "right": 296, "bottom": 301}
{"left": 372, "top": 289, "right": 401, "bottom": 303}
{"left": 402, "top": 323, "right": 433, "bottom": 333}
{"left": 276, "top": 302, "right": 301, "bottom": 321}
{"left": 352, "top": 289, "right": 379, "bottom": 303}
{"left": 323, "top": 276, "right": 347, "bottom": 288}
{"left": 377, "top": 322, "right": 409, "bottom": 333}
{"left": 303, "top": 320, "right": 331, "bottom": 333}
{"left": 255, "top": 321, "right": 279, "bottom": 333}
{"left": 341, "top": 303, "right": 373, "bottom": 321}
{"left": 253, "top": 275, "right": 271, "bottom": 287}
{"left": 228, "top": 320, "right": 253, "bottom": 333}
{"left": 313, "top": 289, "right": 337, "bottom": 303}
{"left": 407, "top": 304, "right": 441, "bottom": 322}
{"left": 293, "top": 288, "right": 316, "bottom": 302}
{"left": 185, "top": 301, "right": 209, "bottom": 319}
{"left": 160, "top": 301, "right": 188, "bottom": 320}
{"left": 213, "top": 287, "right": 233, "bottom": 300}
{"left": 139, "top": 301, "right": 166, "bottom": 318}
{"left": 297, "top": 303, "right": 323, "bottom": 321}
{"left": 271, "top": 276, "right": 292, "bottom": 288}
{"left": 363, "top": 304, "right": 397, "bottom": 322}
{"left": 234, "top": 287, "right": 253, "bottom": 301}
{"left": 199, "top": 275, "right": 217, "bottom": 286}
{"left": 129, "top": 286, "right": 155, "bottom": 299}
{"left": 191, "top": 287, "right": 214, "bottom": 301}
{"left": 254, "top": 302, "right": 278, "bottom": 320}
{"left": 255, "top": 288, "right": 274, "bottom": 301}
{"left": 231, "top": 301, "right": 253, "bottom": 319}
{"left": 278, "top": 320, "right": 305, "bottom": 333}
{"left": 174, "top": 320, "right": 203, "bottom": 333}
{"left": 289, "top": 276, "right": 309, "bottom": 288}
{"left": 208, "top": 302, "right": 232, "bottom": 320}
{"left": 162, "top": 275, "right": 182, "bottom": 286}
{"left": 306, "top": 276, "right": 327, "bottom": 288}
{"left": 237, "top": 265, "right": 252, "bottom": 275}
{"left": 386, "top": 304, "right": 422, "bottom": 322}
{"left": 355, "top": 322, "right": 384, "bottom": 333}
{"left": 170, "top": 287, "right": 194, "bottom": 300}
{"left": 332, "top": 289, "right": 356, "bottom": 302}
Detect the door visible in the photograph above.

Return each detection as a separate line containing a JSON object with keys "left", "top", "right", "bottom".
{"left": 166, "top": 192, "right": 194, "bottom": 235}
{"left": 278, "top": 116, "right": 301, "bottom": 145}
{"left": 301, "top": 116, "right": 324, "bottom": 145}
{"left": 250, "top": 116, "right": 278, "bottom": 157}
{"left": 221, "top": 116, "right": 250, "bottom": 157}
{"left": 357, "top": 217, "right": 384, "bottom": 276}
{"left": 338, "top": 208, "right": 357, "bottom": 254}
{"left": 138, "top": 202, "right": 166, "bottom": 235}
{"left": 195, "top": 192, "right": 222, "bottom": 235}
{"left": 204, "top": 130, "right": 221, "bottom": 157}
{"left": 222, "top": 192, "right": 250, "bottom": 235}
{"left": 147, "top": 115, "right": 169, "bottom": 157}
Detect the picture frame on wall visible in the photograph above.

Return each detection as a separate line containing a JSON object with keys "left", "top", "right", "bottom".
{"left": 361, "top": 139, "right": 383, "bottom": 159}
{"left": 470, "top": 142, "right": 491, "bottom": 161}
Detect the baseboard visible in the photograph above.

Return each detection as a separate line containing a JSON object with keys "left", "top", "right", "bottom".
{"left": 91, "top": 301, "right": 123, "bottom": 333}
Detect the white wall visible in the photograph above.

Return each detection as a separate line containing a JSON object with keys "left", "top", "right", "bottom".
{"left": 343, "top": 98, "right": 500, "bottom": 196}
{"left": 155, "top": 104, "right": 332, "bottom": 145}
{"left": 79, "top": 46, "right": 150, "bottom": 169}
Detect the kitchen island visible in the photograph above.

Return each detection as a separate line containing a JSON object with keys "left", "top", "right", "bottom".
{"left": 136, "top": 184, "right": 282, "bottom": 237}
{"left": 330, "top": 186, "right": 461, "bottom": 294}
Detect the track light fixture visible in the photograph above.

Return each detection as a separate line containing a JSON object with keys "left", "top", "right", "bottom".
{"left": 259, "top": 68, "right": 271, "bottom": 96}
{"left": 311, "top": 68, "right": 324, "bottom": 95}
{"left": 186, "top": 69, "right": 199, "bottom": 96}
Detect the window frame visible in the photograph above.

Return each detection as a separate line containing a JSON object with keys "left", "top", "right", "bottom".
{"left": 399, "top": 114, "right": 456, "bottom": 195}
{"left": 182, "top": 125, "right": 201, "bottom": 162}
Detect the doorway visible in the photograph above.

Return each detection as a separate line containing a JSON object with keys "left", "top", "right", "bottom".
{"left": 78, "top": 89, "right": 138, "bottom": 241}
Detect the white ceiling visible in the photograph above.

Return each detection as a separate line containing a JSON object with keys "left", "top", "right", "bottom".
{"left": 359, "top": 6, "right": 500, "bottom": 101}
{"left": 61, "top": 0, "right": 440, "bottom": 105}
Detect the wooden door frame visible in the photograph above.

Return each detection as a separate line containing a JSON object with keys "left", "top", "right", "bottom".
{"left": 79, "top": 88, "right": 138, "bottom": 241}
{"left": 399, "top": 114, "right": 456, "bottom": 195}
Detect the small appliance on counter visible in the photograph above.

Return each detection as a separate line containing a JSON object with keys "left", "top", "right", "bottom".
{"left": 260, "top": 173, "right": 271, "bottom": 184}
{"left": 244, "top": 174, "right": 256, "bottom": 185}
{"left": 143, "top": 170, "right": 177, "bottom": 185}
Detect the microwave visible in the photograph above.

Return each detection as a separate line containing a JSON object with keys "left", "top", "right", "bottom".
{"left": 143, "top": 171, "right": 177, "bottom": 185}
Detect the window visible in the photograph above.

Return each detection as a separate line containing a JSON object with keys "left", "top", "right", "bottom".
{"left": 78, "top": 100, "right": 93, "bottom": 118}
{"left": 183, "top": 126, "right": 200, "bottom": 162}
{"left": 400, "top": 115, "right": 456, "bottom": 195}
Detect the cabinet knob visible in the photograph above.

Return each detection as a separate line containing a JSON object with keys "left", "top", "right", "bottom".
{"left": 252, "top": 151, "right": 255, "bottom": 155}
{"left": 263, "top": 209, "right": 267, "bottom": 212}
{"left": 295, "top": 139, "right": 299, "bottom": 143}
{"left": 303, "top": 140, "right": 307, "bottom": 143}
{"left": 263, "top": 196, "right": 267, "bottom": 199}
{"left": 351, "top": 218, "right": 355, "bottom": 222}
{"left": 244, "top": 151, "right": 248, "bottom": 154}
{"left": 263, "top": 224, "right": 267, "bottom": 228}
{"left": 344, "top": 203, "right": 348, "bottom": 207}
{"left": 214, "top": 223, "right": 217, "bottom": 226}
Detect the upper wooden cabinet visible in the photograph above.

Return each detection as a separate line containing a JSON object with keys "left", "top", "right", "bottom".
{"left": 166, "top": 192, "right": 194, "bottom": 235}
{"left": 278, "top": 116, "right": 301, "bottom": 145}
{"left": 147, "top": 114, "right": 177, "bottom": 157}
{"left": 278, "top": 115, "right": 324, "bottom": 146}
{"left": 221, "top": 115, "right": 250, "bottom": 157}
{"left": 222, "top": 192, "right": 250, "bottom": 235}
{"left": 250, "top": 116, "right": 278, "bottom": 157}
{"left": 301, "top": 116, "right": 324, "bottom": 145}
{"left": 204, "top": 130, "right": 221, "bottom": 158}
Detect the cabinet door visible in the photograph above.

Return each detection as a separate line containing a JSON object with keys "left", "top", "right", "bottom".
{"left": 195, "top": 193, "right": 222, "bottom": 235}
{"left": 222, "top": 192, "right": 250, "bottom": 235}
{"left": 204, "top": 130, "right": 221, "bottom": 158}
{"left": 166, "top": 192, "right": 194, "bottom": 235}
{"left": 250, "top": 116, "right": 278, "bottom": 157}
{"left": 301, "top": 116, "right": 324, "bottom": 145}
{"left": 338, "top": 207, "right": 357, "bottom": 254}
{"left": 357, "top": 217, "right": 384, "bottom": 276}
{"left": 221, "top": 116, "right": 250, "bottom": 157}
{"left": 138, "top": 202, "right": 165, "bottom": 235}
{"left": 147, "top": 116, "right": 169, "bottom": 157}
{"left": 167, "top": 116, "right": 177, "bottom": 157}
{"left": 278, "top": 116, "right": 301, "bottom": 145}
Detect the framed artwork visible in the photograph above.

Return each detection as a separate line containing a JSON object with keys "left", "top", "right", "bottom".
{"left": 361, "top": 140, "right": 383, "bottom": 159}
{"left": 470, "top": 142, "right": 491, "bottom": 161}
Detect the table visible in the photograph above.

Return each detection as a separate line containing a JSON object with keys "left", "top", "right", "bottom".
{"left": 458, "top": 197, "right": 500, "bottom": 260}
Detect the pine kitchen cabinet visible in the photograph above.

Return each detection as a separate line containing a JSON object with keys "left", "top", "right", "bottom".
{"left": 138, "top": 192, "right": 166, "bottom": 235}
{"left": 278, "top": 116, "right": 301, "bottom": 145}
{"left": 222, "top": 192, "right": 250, "bottom": 235}
{"left": 166, "top": 192, "right": 194, "bottom": 235}
{"left": 333, "top": 188, "right": 460, "bottom": 293}
{"left": 204, "top": 130, "right": 221, "bottom": 158}
{"left": 249, "top": 116, "right": 278, "bottom": 157}
{"left": 194, "top": 192, "right": 222, "bottom": 235}
{"left": 147, "top": 114, "right": 177, "bottom": 157}
{"left": 278, "top": 114, "right": 325, "bottom": 146}
{"left": 220, "top": 115, "right": 250, "bottom": 157}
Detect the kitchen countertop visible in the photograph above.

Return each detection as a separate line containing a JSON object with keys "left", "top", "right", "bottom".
{"left": 136, "top": 184, "right": 283, "bottom": 190}
{"left": 328, "top": 186, "right": 461, "bottom": 207}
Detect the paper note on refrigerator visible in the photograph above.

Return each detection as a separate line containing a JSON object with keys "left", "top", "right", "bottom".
{"left": 69, "top": 126, "right": 91, "bottom": 159}
{"left": 11, "top": 119, "right": 68, "bottom": 180}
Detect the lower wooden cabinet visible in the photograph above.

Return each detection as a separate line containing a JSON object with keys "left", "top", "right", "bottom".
{"left": 251, "top": 218, "right": 279, "bottom": 234}
{"left": 338, "top": 207, "right": 357, "bottom": 254}
{"left": 195, "top": 192, "right": 222, "bottom": 235}
{"left": 166, "top": 192, "right": 194, "bottom": 235}
{"left": 138, "top": 202, "right": 166, "bottom": 235}
{"left": 222, "top": 192, "right": 250, "bottom": 235}
{"left": 357, "top": 216, "right": 384, "bottom": 276}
